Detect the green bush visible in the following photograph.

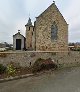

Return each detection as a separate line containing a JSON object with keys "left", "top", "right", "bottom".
{"left": 0, "top": 64, "right": 6, "bottom": 74}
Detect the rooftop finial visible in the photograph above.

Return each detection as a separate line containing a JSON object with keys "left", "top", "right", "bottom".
{"left": 18, "top": 30, "right": 20, "bottom": 33}
{"left": 18, "top": 30, "right": 20, "bottom": 32}
{"left": 53, "top": 0, "right": 55, "bottom": 3}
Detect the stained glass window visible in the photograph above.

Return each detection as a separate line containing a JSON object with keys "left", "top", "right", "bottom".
{"left": 51, "top": 22, "right": 58, "bottom": 40}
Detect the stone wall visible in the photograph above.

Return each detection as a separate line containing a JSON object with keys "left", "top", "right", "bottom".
{"left": 35, "top": 3, "right": 68, "bottom": 51}
{"left": 0, "top": 51, "right": 80, "bottom": 68}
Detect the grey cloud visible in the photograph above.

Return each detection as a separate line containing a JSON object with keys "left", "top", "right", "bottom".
{"left": 0, "top": 0, "right": 80, "bottom": 43}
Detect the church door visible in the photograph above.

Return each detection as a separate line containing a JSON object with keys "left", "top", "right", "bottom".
{"left": 16, "top": 39, "right": 21, "bottom": 50}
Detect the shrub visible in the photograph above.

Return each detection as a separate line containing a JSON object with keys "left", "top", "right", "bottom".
{"left": 0, "top": 64, "right": 6, "bottom": 74}
{"left": 7, "top": 63, "right": 16, "bottom": 76}
{"left": 32, "top": 58, "right": 57, "bottom": 73}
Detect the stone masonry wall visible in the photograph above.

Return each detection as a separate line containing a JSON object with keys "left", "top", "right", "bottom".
{"left": 35, "top": 3, "right": 68, "bottom": 51}
{"left": 0, "top": 51, "right": 80, "bottom": 68}
{"left": 26, "top": 26, "right": 33, "bottom": 50}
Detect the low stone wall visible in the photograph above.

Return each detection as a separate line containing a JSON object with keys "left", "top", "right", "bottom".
{"left": 0, "top": 51, "right": 80, "bottom": 68}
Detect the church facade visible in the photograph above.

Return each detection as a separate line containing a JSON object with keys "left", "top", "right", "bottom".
{"left": 13, "top": 2, "right": 68, "bottom": 51}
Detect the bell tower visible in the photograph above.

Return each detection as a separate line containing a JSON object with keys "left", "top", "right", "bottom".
{"left": 25, "top": 18, "right": 34, "bottom": 50}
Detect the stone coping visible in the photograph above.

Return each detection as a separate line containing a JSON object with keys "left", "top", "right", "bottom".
{"left": 0, "top": 74, "right": 34, "bottom": 83}
{"left": 0, "top": 51, "right": 71, "bottom": 54}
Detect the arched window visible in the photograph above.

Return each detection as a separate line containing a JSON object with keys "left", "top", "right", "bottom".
{"left": 51, "top": 22, "right": 58, "bottom": 40}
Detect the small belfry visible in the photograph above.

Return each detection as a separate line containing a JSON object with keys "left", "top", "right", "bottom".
{"left": 13, "top": 2, "right": 68, "bottom": 51}
{"left": 25, "top": 17, "right": 32, "bottom": 26}
{"left": 25, "top": 17, "right": 35, "bottom": 50}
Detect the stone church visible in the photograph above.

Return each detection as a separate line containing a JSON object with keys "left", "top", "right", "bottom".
{"left": 13, "top": 2, "right": 68, "bottom": 51}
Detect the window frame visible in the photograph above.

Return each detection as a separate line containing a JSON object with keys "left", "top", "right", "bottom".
{"left": 51, "top": 22, "right": 58, "bottom": 41}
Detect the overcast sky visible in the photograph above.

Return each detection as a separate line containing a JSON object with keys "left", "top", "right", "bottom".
{"left": 0, "top": 0, "right": 80, "bottom": 44}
